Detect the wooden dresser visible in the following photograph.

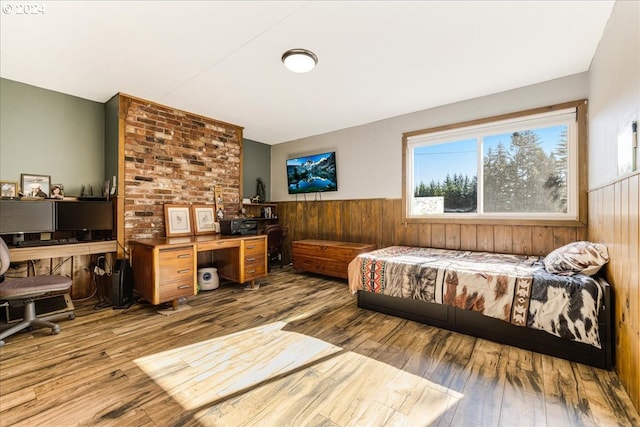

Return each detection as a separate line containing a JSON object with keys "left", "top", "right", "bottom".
{"left": 292, "top": 239, "right": 377, "bottom": 279}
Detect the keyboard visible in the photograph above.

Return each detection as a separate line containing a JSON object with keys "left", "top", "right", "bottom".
{"left": 16, "top": 238, "right": 79, "bottom": 247}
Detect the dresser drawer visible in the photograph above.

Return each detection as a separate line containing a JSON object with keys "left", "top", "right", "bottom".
{"left": 292, "top": 242, "right": 362, "bottom": 262}
{"left": 293, "top": 256, "right": 348, "bottom": 279}
{"left": 292, "top": 240, "right": 376, "bottom": 279}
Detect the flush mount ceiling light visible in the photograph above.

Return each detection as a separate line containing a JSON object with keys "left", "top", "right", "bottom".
{"left": 281, "top": 49, "right": 318, "bottom": 73}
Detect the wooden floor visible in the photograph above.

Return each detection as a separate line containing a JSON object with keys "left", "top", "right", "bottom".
{"left": 1, "top": 267, "right": 639, "bottom": 427}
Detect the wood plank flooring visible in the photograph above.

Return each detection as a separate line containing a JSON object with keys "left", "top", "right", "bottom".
{"left": 1, "top": 267, "right": 639, "bottom": 427}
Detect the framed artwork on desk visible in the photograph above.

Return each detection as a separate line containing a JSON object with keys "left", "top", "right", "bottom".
{"left": 164, "top": 204, "right": 193, "bottom": 237}
{"left": 192, "top": 204, "right": 216, "bottom": 235}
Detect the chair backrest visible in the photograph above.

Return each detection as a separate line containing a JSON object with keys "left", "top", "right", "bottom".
{"left": 0, "top": 238, "right": 10, "bottom": 277}
{"left": 265, "top": 224, "right": 283, "bottom": 249}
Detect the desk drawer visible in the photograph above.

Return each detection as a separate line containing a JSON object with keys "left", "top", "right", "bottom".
{"left": 244, "top": 252, "right": 264, "bottom": 265}
{"left": 159, "top": 246, "right": 194, "bottom": 265}
{"left": 244, "top": 262, "right": 266, "bottom": 281}
{"left": 159, "top": 265, "right": 193, "bottom": 283}
{"left": 205, "top": 239, "right": 241, "bottom": 251}
{"left": 159, "top": 246, "right": 194, "bottom": 283}
{"left": 159, "top": 279, "right": 194, "bottom": 301}
{"left": 244, "top": 239, "right": 266, "bottom": 256}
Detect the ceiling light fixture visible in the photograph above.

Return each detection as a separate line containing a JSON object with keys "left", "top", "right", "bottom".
{"left": 281, "top": 49, "right": 318, "bottom": 73}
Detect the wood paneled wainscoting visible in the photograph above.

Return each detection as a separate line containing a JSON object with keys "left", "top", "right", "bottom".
{"left": 275, "top": 199, "right": 587, "bottom": 263}
{"left": 589, "top": 171, "right": 640, "bottom": 413}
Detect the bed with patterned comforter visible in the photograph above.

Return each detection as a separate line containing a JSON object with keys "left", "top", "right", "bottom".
{"left": 348, "top": 246, "right": 613, "bottom": 368}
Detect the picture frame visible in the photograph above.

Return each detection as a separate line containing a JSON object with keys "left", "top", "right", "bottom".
{"left": 214, "top": 184, "right": 225, "bottom": 221}
{"left": 164, "top": 204, "right": 193, "bottom": 237}
{"left": 0, "top": 180, "right": 18, "bottom": 198}
{"left": 50, "top": 183, "right": 65, "bottom": 199}
{"left": 20, "top": 173, "right": 51, "bottom": 198}
{"left": 192, "top": 204, "right": 217, "bottom": 235}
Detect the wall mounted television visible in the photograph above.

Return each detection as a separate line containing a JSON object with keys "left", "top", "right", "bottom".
{"left": 286, "top": 151, "right": 337, "bottom": 194}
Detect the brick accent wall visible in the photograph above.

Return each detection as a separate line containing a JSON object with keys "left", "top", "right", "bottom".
{"left": 122, "top": 95, "right": 242, "bottom": 241}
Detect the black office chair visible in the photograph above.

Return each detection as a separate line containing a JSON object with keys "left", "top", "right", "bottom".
{"left": 265, "top": 224, "right": 284, "bottom": 271}
{"left": 0, "top": 238, "right": 74, "bottom": 347}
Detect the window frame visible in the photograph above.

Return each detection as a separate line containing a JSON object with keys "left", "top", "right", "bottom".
{"left": 402, "top": 100, "right": 588, "bottom": 226}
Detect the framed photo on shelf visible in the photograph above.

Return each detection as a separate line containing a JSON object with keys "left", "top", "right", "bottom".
{"left": 50, "top": 183, "right": 64, "bottom": 199}
{"left": 0, "top": 181, "right": 18, "bottom": 198}
{"left": 164, "top": 204, "right": 193, "bottom": 237}
{"left": 20, "top": 173, "right": 51, "bottom": 198}
{"left": 192, "top": 205, "right": 217, "bottom": 235}
{"left": 214, "top": 184, "right": 226, "bottom": 221}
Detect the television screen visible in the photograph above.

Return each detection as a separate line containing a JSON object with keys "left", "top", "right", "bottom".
{"left": 286, "top": 151, "right": 338, "bottom": 194}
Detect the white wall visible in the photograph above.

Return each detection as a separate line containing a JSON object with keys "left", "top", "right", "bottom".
{"left": 271, "top": 73, "right": 589, "bottom": 201}
{"left": 588, "top": 0, "right": 640, "bottom": 189}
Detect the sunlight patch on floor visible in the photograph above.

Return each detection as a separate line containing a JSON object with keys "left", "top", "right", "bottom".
{"left": 135, "top": 321, "right": 341, "bottom": 409}
{"left": 135, "top": 321, "right": 463, "bottom": 426}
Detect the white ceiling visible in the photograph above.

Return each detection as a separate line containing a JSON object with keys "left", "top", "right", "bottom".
{"left": 0, "top": 1, "right": 615, "bottom": 145}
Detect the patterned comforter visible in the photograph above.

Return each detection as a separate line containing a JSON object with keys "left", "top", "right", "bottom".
{"left": 348, "top": 246, "right": 603, "bottom": 348}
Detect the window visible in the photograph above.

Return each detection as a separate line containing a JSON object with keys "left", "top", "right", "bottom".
{"left": 403, "top": 101, "right": 586, "bottom": 223}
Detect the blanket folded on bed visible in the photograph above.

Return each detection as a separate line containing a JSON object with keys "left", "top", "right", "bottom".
{"left": 348, "top": 246, "right": 602, "bottom": 348}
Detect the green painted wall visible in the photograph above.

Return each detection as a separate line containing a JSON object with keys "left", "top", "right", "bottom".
{"left": 0, "top": 79, "right": 272, "bottom": 200}
{"left": 243, "top": 138, "right": 271, "bottom": 201}
{"left": 0, "top": 78, "right": 105, "bottom": 196}
{"left": 104, "top": 94, "right": 119, "bottom": 188}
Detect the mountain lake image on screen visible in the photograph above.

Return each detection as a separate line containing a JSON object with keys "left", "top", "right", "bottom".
{"left": 286, "top": 151, "right": 338, "bottom": 194}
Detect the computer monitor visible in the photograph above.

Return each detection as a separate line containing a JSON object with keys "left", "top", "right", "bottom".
{"left": 56, "top": 201, "right": 113, "bottom": 231}
{"left": 0, "top": 200, "right": 55, "bottom": 234}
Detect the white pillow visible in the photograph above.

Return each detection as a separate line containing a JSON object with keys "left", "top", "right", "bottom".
{"left": 543, "top": 241, "right": 609, "bottom": 276}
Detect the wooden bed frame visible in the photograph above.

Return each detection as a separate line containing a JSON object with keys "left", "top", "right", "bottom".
{"left": 357, "top": 280, "right": 614, "bottom": 370}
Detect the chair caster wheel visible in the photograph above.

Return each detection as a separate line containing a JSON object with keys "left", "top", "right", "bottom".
{"left": 26, "top": 326, "right": 33, "bottom": 332}
{"left": 0, "top": 340, "right": 4, "bottom": 347}
{"left": 68, "top": 314, "right": 76, "bottom": 320}
{"left": 52, "top": 326, "right": 60, "bottom": 335}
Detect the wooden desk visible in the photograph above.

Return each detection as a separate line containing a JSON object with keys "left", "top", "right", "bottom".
{"left": 7, "top": 241, "right": 118, "bottom": 300}
{"left": 130, "top": 234, "right": 267, "bottom": 307}
{"left": 9, "top": 240, "right": 118, "bottom": 262}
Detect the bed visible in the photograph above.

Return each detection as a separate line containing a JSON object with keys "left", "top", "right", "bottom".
{"left": 348, "top": 243, "right": 613, "bottom": 370}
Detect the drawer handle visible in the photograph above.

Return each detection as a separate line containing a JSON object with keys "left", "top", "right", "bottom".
{"left": 246, "top": 245, "right": 255, "bottom": 249}
{"left": 178, "top": 254, "right": 191, "bottom": 258}
{"left": 178, "top": 284, "right": 191, "bottom": 289}
{"left": 246, "top": 257, "right": 256, "bottom": 261}
{"left": 247, "top": 269, "right": 256, "bottom": 274}
{"left": 177, "top": 269, "right": 191, "bottom": 274}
